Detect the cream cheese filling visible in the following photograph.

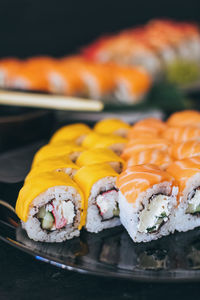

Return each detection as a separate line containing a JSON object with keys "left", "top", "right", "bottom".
{"left": 187, "top": 189, "right": 200, "bottom": 214}
{"left": 138, "top": 194, "right": 170, "bottom": 234}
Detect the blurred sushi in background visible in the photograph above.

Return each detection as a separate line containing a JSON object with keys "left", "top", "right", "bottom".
{"left": 0, "top": 58, "right": 21, "bottom": 88}
{"left": 0, "top": 55, "right": 152, "bottom": 104}
{"left": 0, "top": 18, "right": 199, "bottom": 107}
{"left": 83, "top": 19, "right": 200, "bottom": 85}
{"left": 6, "top": 56, "right": 56, "bottom": 92}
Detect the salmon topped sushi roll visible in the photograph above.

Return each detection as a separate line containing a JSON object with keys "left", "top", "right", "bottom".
{"left": 47, "top": 64, "right": 85, "bottom": 96}
{"left": 82, "top": 132, "right": 127, "bottom": 155}
{"left": 170, "top": 140, "right": 200, "bottom": 160}
{"left": 128, "top": 118, "right": 166, "bottom": 140}
{"left": 116, "top": 164, "right": 178, "bottom": 242}
{"left": 147, "top": 20, "right": 200, "bottom": 61}
{"left": 89, "top": 33, "right": 162, "bottom": 76}
{"left": 121, "top": 138, "right": 170, "bottom": 161}
{"left": 124, "top": 149, "right": 172, "bottom": 170}
{"left": 32, "top": 142, "right": 85, "bottom": 167}
{"left": 77, "top": 62, "right": 116, "bottom": 100}
{"left": 60, "top": 55, "right": 87, "bottom": 65}
{"left": 167, "top": 110, "right": 200, "bottom": 128}
{"left": 8, "top": 57, "right": 56, "bottom": 92}
{"left": 112, "top": 64, "right": 152, "bottom": 104}
{"left": 94, "top": 118, "right": 130, "bottom": 137}
{"left": 0, "top": 58, "right": 21, "bottom": 87}
{"left": 25, "top": 56, "right": 57, "bottom": 74}
{"left": 162, "top": 126, "right": 200, "bottom": 143}
{"left": 76, "top": 148, "right": 124, "bottom": 173}
{"left": 132, "top": 26, "right": 178, "bottom": 64}
{"left": 50, "top": 123, "right": 91, "bottom": 145}
{"left": 25, "top": 155, "right": 79, "bottom": 182}
{"left": 8, "top": 64, "right": 48, "bottom": 92}
{"left": 16, "top": 171, "right": 84, "bottom": 242}
{"left": 61, "top": 57, "right": 116, "bottom": 99}
{"left": 74, "top": 163, "right": 120, "bottom": 233}
{"left": 167, "top": 156, "right": 200, "bottom": 232}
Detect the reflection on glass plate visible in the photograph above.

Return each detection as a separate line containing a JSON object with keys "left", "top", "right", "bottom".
{"left": 1, "top": 205, "right": 200, "bottom": 282}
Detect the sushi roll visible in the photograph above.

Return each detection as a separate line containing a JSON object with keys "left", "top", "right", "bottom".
{"left": 134, "top": 26, "right": 178, "bottom": 65}
{"left": 74, "top": 163, "right": 120, "bottom": 233}
{"left": 94, "top": 118, "right": 130, "bottom": 138}
{"left": 47, "top": 64, "right": 85, "bottom": 96}
{"left": 124, "top": 149, "right": 172, "bottom": 170}
{"left": 162, "top": 126, "right": 200, "bottom": 143}
{"left": 50, "top": 123, "right": 91, "bottom": 145}
{"left": 25, "top": 155, "right": 79, "bottom": 181}
{"left": 170, "top": 140, "right": 200, "bottom": 160}
{"left": 112, "top": 64, "right": 152, "bottom": 104}
{"left": 82, "top": 132, "right": 127, "bottom": 155}
{"left": 86, "top": 33, "right": 162, "bottom": 77}
{"left": 57, "top": 57, "right": 116, "bottom": 100}
{"left": 128, "top": 118, "right": 166, "bottom": 140}
{"left": 76, "top": 148, "right": 124, "bottom": 173}
{"left": 0, "top": 58, "right": 20, "bottom": 88}
{"left": 167, "top": 110, "right": 200, "bottom": 128}
{"left": 147, "top": 20, "right": 200, "bottom": 61}
{"left": 8, "top": 65, "right": 48, "bottom": 92}
{"left": 167, "top": 156, "right": 200, "bottom": 232}
{"left": 169, "top": 21, "right": 200, "bottom": 61}
{"left": 15, "top": 171, "right": 84, "bottom": 242}
{"left": 7, "top": 57, "right": 56, "bottom": 92}
{"left": 32, "top": 142, "right": 85, "bottom": 167}
{"left": 121, "top": 138, "right": 170, "bottom": 161}
{"left": 77, "top": 62, "right": 116, "bottom": 100}
{"left": 179, "top": 22, "right": 200, "bottom": 61}
{"left": 116, "top": 164, "right": 178, "bottom": 242}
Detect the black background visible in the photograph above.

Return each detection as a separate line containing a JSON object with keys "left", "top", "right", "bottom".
{"left": 0, "top": 0, "right": 200, "bottom": 58}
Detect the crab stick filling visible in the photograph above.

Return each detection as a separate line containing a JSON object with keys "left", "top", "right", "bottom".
{"left": 96, "top": 189, "right": 119, "bottom": 220}
{"left": 36, "top": 198, "right": 76, "bottom": 231}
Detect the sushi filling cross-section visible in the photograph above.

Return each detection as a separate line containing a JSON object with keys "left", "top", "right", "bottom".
{"left": 186, "top": 188, "right": 200, "bottom": 215}
{"left": 96, "top": 189, "right": 119, "bottom": 221}
{"left": 36, "top": 199, "right": 76, "bottom": 231}
{"left": 138, "top": 194, "right": 170, "bottom": 234}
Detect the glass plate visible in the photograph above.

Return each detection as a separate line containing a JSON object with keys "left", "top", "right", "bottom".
{"left": 1, "top": 205, "right": 200, "bottom": 282}
{"left": 1, "top": 130, "right": 200, "bottom": 282}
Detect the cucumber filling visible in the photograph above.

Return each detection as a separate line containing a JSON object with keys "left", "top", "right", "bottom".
{"left": 36, "top": 199, "right": 75, "bottom": 231}
{"left": 186, "top": 188, "right": 200, "bottom": 214}
{"left": 138, "top": 194, "right": 170, "bottom": 234}
{"left": 96, "top": 189, "right": 119, "bottom": 220}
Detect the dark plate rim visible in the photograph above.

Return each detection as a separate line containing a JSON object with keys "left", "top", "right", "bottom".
{"left": 0, "top": 109, "right": 51, "bottom": 124}
{"left": 2, "top": 225, "right": 200, "bottom": 283}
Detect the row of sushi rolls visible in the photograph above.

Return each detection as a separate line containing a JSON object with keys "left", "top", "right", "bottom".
{"left": 1, "top": 19, "right": 200, "bottom": 103}
{"left": 16, "top": 109, "right": 200, "bottom": 243}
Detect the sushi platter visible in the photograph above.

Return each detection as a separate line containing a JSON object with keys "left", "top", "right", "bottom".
{"left": 2, "top": 111, "right": 200, "bottom": 281}
{"left": 0, "top": 19, "right": 200, "bottom": 112}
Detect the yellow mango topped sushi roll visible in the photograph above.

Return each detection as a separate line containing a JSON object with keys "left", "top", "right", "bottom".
{"left": 94, "top": 118, "right": 130, "bottom": 137}
{"left": 26, "top": 155, "right": 79, "bottom": 181}
{"left": 76, "top": 148, "right": 124, "bottom": 173}
{"left": 74, "top": 163, "right": 120, "bottom": 233}
{"left": 82, "top": 132, "right": 127, "bottom": 155}
{"left": 16, "top": 171, "right": 85, "bottom": 242}
{"left": 32, "top": 142, "right": 85, "bottom": 167}
{"left": 50, "top": 123, "right": 91, "bottom": 145}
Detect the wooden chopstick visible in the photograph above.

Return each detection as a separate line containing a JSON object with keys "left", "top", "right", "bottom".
{"left": 0, "top": 90, "right": 104, "bottom": 111}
